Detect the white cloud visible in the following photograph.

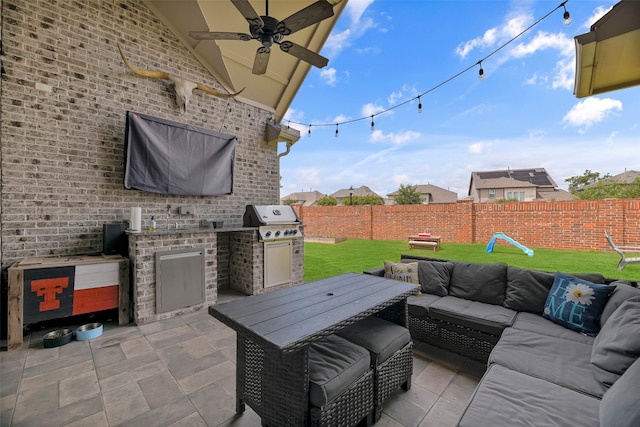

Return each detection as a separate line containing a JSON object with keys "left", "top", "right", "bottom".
{"left": 563, "top": 97, "right": 623, "bottom": 129}
{"left": 324, "top": 0, "right": 376, "bottom": 56}
{"left": 582, "top": 5, "right": 613, "bottom": 30}
{"left": 320, "top": 67, "right": 337, "bottom": 86}
{"left": 510, "top": 31, "right": 573, "bottom": 58}
{"left": 468, "top": 142, "right": 485, "bottom": 154}
{"left": 455, "top": 10, "right": 532, "bottom": 59}
{"left": 605, "top": 131, "right": 619, "bottom": 144}
{"left": 283, "top": 108, "right": 307, "bottom": 133}
{"left": 361, "top": 102, "right": 385, "bottom": 117}
{"left": 369, "top": 129, "right": 420, "bottom": 145}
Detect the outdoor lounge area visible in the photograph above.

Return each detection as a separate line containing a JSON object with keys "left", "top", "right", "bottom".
{"left": 0, "top": 305, "right": 486, "bottom": 427}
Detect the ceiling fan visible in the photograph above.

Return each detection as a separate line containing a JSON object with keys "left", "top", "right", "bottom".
{"left": 189, "top": 0, "right": 335, "bottom": 75}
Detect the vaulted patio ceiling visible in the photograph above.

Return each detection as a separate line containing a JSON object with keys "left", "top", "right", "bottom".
{"left": 574, "top": 0, "right": 640, "bottom": 98}
{"left": 144, "top": 0, "right": 347, "bottom": 120}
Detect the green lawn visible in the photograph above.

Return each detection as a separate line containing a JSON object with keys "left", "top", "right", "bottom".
{"left": 303, "top": 239, "right": 640, "bottom": 282}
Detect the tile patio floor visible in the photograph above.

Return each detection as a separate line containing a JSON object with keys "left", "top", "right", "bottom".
{"left": 1, "top": 293, "right": 486, "bottom": 427}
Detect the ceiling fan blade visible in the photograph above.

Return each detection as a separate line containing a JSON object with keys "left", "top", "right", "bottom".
{"left": 279, "top": 41, "right": 328, "bottom": 68}
{"left": 189, "top": 31, "right": 252, "bottom": 41}
{"left": 279, "top": 1, "right": 334, "bottom": 35}
{"left": 231, "top": 0, "right": 264, "bottom": 28}
{"left": 252, "top": 46, "right": 271, "bottom": 75}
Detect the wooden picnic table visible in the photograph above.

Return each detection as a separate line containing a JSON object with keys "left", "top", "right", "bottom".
{"left": 408, "top": 235, "right": 442, "bottom": 251}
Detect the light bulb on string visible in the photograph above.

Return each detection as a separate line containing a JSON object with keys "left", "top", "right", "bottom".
{"left": 370, "top": 116, "right": 375, "bottom": 131}
{"left": 308, "top": 125, "right": 312, "bottom": 137}
{"left": 335, "top": 124, "right": 339, "bottom": 138}
{"left": 478, "top": 62, "right": 484, "bottom": 81}
{"left": 562, "top": 2, "right": 571, "bottom": 25}
{"left": 418, "top": 96, "right": 422, "bottom": 114}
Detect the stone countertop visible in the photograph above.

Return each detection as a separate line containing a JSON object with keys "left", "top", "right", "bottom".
{"left": 126, "top": 226, "right": 257, "bottom": 237}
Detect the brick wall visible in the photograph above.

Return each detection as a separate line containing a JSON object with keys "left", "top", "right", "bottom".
{"left": 0, "top": 0, "right": 280, "bottom": 269}
{"left": 295, "top": 199, "right": 640, "bottom": 251}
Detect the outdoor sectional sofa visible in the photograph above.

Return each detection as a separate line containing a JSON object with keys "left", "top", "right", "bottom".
{"left": 365, "top": 254, "right": 640, "bottom": 427}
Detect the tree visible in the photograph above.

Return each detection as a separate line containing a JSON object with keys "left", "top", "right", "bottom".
{"left": 566, "top": 170, "right": 639, "bottom": 199}
{"left": 316, "top": 196, "right": 338, "bottom": 206}
{"left": 565, "top": 170, "right": 606, "bottom": 193}
{"left": 282, "top": 199, "right": 296, "bottom": 206}
{"left": 344, "top": 195, "right": 383, "bottom": 205}
{"left": 393, "top": 184, "right": 424, "bottom": 205}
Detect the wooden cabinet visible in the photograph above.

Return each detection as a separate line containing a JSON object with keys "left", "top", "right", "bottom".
{"left": 7, "top": 256, "right": 129, "bottom": 349}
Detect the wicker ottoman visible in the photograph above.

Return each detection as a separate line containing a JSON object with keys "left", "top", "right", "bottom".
{"left": 338, "top": 316, "right": 413, "bottom": 421}
{"left": 309, "top": 335, "right": 375, "bottom": 427}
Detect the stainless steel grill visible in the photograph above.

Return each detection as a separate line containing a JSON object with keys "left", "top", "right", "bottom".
{"left": 243, "top": 205, "right": 302, "bottom": 241}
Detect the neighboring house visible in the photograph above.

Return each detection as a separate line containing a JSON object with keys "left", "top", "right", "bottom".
{"left": 281, "top": 191, "right": 326, "bottom": 206}
{"left": 331, "top": 186, "right": 383, "bottom": 205}
{"left": 468, "top": 168, "right": 572, "bottom": 202}
{"left": 387, "top": 184, "right": 458, "bottom": 205}
{"left": 584, "top": 170, "right": 640, "bottom": 189}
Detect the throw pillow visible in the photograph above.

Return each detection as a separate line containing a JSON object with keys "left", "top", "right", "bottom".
{"left": 599, "top": 357, "right": 640, "bottom": 427}
{"left": 542, "top": 273, "right": 616, "bottom": 336}
{"left": 384, "top": 261, "right": 419, "bottom": 285}
{"left": 591, "top": 296, "right": 640, "bottom": 387}
{"left": 417, "top": 261, "right": 453, "bottom": 296}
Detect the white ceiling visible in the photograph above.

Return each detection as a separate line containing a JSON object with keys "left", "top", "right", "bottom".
{"left": 144, "top": 0, "right": 347, "bottom": 120}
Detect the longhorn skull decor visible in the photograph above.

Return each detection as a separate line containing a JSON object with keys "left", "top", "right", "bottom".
{"left": 117, "top": 44, "right": 244, "bottom": 113}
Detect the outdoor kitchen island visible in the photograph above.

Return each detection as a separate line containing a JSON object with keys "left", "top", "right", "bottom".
{"left": 126, "top": 220, "right": 304, "bottom": 325}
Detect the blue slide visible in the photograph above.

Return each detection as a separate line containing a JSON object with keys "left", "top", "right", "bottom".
{"left": 486, "top": 232, "right": 534, "bottom": 257}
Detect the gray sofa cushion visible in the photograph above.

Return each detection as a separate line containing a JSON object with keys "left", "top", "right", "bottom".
{"left": 457, "top": 363, "right": 600, "bottom": 427}
{"left": 600, "top": 281, "right": 640, "bottom": 328}
{"left": 416, "top": 260, "right": 453, "bottom": 296}
{"left": 308, "top": 335, "right": 371, "bottom": 407}
{"left": 591, "top": 296, "right": 640, "bottom": 388}
{"left": 600, "top": 357, "right": 640, "bottom": 427}
{"left": 449, "top": 262, "right": 507, "bottom": 305}
{"left": 337, "top": 316, "right": 411, "bottom": 365}
{"left": 428, "top": 296, "right": 517, "bottom": 336}
{"left": 504, "top": 266, "right": 555, "bottom": 313}
{"left": 511, "top": 312, "right": 594, "bottom": 345}
{"left": 407, "top": 294, "right": 441, "bottom": 317}
{"left": 489, "top": 328, "right": 607, "bottom": 397}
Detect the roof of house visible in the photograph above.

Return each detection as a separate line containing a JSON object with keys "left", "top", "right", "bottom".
{"left": 281, "top": 190, "right": 326, "bottom": 206}
{"left": 536, "top": 188, "right": 573, "bottom": 201}
{"left": 387, "top": 184, "right": 458, "bottom": 203}
{"left": 469, "top": 168, "right": 557, "bottom": 194}
{"left": 331, "top": 185, "right": 382, "bottom": 199}
{"left": 599, "top": 170, "right": 640, "bottom": 185}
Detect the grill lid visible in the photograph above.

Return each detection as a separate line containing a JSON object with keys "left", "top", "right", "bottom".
{"left": 243, "top": 205, "right": 301, "bottom": 226}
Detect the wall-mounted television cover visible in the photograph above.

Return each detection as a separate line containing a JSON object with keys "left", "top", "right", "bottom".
{"left": 124, "top": 111, "right": 236, "bottom": 196}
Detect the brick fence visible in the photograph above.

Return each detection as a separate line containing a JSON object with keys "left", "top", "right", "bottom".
{"left": 294, "top": 199, "right": 640, "bottom": 251}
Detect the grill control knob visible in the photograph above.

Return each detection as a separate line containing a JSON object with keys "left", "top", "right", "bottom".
{"left": 265, "top": 231, "right": 271, "bottom": 237}
{"left": 291, "top": 229, "right": 298, "bottom": 235}
{"left": 275, "top": 231, "right": 281, "bottom": 237}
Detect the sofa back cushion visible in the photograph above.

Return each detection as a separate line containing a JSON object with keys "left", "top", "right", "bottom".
{"left": 448, "top": 262, "right": 507, "bottom": 305}
{"left": 416, "top": 261, "right": 453, "bottom": 296}
{"left": 591, "top": 296, "right": 640, "bottom": 388}
{"left": 599, "top": 357, "right": 640, "bottom": 427}
{"left": 504, "top": 267, "right": 555, "bottom": 313}
{"left": 600, "top": 281, "right": 640, "bottom": 328}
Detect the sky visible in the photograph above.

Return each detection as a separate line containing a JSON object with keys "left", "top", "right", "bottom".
{"left": 279, "top": 0, "right": 639, "bottom": 199}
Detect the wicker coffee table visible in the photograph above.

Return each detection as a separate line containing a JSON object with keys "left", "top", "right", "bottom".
{"left": 209, "top": 272, "right": 417, "bottom": 426}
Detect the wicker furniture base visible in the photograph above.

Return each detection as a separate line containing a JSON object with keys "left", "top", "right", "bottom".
{"left": 310, "top": 369, "right": 374, "bottom": 427}
{"left": 374, "top": 341, "right": 414, "bottom": 421}
{"left": 408, "top": 316, "right": 499, "bottom": 363}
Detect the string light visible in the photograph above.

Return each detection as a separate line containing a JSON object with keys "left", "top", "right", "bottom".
{"left": 561, "top": 1, "right": 571, "bottom": 25}
{"left": 286, "top": 1, "right": 570, "bottom": 136}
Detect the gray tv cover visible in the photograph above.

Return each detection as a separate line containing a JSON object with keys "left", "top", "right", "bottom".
{"left": 124, "top": 112, "right": 236, "bottom": 196}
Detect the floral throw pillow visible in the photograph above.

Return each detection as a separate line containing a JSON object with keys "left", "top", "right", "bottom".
{"left": 384, "top": 261, "right": 419, "bottom": 285}
{"left": 542, "top": 273, "right": 616, "bottom": 336}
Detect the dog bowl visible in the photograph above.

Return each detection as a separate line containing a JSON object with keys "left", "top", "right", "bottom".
{"left": 43, "top": 328, "right": 73, "bottom": 348}
{"left": 75, "top": 323, "right": 103, "bottom": 341}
